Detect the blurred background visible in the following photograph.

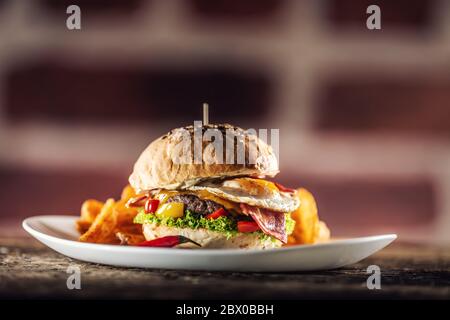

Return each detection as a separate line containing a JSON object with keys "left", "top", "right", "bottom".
{"left": 0, "top": 0, "right": 449, "bottom": 244}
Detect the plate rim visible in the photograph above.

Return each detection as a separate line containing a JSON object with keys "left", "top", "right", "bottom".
{"left": 23, "top": 214, "right": 398, "bottom": 256}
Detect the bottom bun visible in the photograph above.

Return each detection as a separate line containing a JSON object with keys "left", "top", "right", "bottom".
{"left": 143, "top": 223, "right": 282, "bottom": 249}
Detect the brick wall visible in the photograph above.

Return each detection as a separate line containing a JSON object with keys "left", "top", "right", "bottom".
{"left": 0, "top": 0, "right": 449, "bottom": 242}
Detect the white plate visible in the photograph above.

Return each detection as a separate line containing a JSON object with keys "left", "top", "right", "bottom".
{"left": 23, "top": 215, "right": 397, "bottom": 272}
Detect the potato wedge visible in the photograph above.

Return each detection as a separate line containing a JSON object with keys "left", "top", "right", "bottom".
{"left": 76, "top": 199, "right": 104, "bottom": 233}
{"left": 287, "top": 188, "right": 328, "bottom": 245}
{"left": 79, "top": 199, "right": 119, "bottom": 244}
{"left": 314, "top": 220, "right": 330, "bottom": 243}
{"left": 114, "top": 199, "right": 139, "bottom": 227}
{"left": 78, "top": 185, "right": 144, "bottom": 244}
{"left": 121, "top": 185, "right": 137, "bottom": 201}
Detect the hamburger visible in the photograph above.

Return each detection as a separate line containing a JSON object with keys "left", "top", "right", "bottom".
{"left": 128, "top": 124, "right": 300, "bottom": 249}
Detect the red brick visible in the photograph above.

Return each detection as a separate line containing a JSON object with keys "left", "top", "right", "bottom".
{"left": 5, "top": 60, "right": 271, "bottom": 123}
{"left": 316, "top": 77, "right": 450, "bottom": 135}
{"left": 40, "top": 0, "right": 143, "bottom": 15}
{"left": 189, "top": 0, "right": 284, "bottom": 22}
{"left": 38, "top": 0, "right": 144, "bottom": 27}
{"left": 326, "top": 0, "right": 434, "bottom": 31}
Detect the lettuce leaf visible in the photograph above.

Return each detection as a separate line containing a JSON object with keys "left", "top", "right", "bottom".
{"left": 134, "top": 210, "right": 238, "bottom": 239}
{"left": 285, "top": 213, "right": 296, "bottom": 235}
{"left": 134, "top": 208, "right": 295, "bottom": 241}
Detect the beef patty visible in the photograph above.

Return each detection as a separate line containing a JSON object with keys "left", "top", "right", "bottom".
{"left": 166, "top": 194, "right": 223, "bottom": 216}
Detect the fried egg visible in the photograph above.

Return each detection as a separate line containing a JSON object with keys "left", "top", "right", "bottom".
{"left": 188, "top": 177, "right": 300, "bottom": 213}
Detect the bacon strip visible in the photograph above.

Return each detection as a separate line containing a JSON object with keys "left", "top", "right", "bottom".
{"left": 126, "top": 195, "right": 148, "bottom": 207}
{"left": 240, "top": 204, "right": 287, "bottom": 243}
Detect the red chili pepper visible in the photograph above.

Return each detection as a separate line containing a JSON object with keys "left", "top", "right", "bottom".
{"left": 274, "top": 182, "right": 296, "bottom": 193}
{"left": 126, "top": 195, "right": 148, "bottom": 207}
{"left": 145, "top": 199, "right": 160, "bottom": 213}
{"left": 137, "top": 235, "right": 201, "bottom": 248}
{"left": 206, "top": 208, "right": 228, "bottom": 219}
{"left": 237, "top": 221, "right": 260, "bottom": 233}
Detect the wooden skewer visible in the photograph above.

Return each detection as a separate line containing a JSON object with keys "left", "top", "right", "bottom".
{"left": 203, "top": 103, "right": 209, "bottom": 125}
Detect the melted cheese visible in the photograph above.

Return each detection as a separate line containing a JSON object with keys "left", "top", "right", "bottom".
{"left": 195, "top": 190, "right": 242, "bottom": 212}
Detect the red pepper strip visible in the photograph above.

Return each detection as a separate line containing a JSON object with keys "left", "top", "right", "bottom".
{"left": 237, "top": 221, "right": 260, "bottom": 233}
{"left": 126, "top": 195, "right": 148, "bottom": 207}
{"left": 137, "top": 235, "right": 201, "bottom": 248}
{"left": 206, "top": 208, "right": 228, "bottom": 219}
{"left": 145, "top": 199, "right": 160, "bottom": 213}
{"left": 274, "top": 182, "right": 296, "bottom": 193}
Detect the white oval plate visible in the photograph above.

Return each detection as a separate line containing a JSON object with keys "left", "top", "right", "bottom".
{"left": 23, "top": 215, "right": 396, "bottom": 272}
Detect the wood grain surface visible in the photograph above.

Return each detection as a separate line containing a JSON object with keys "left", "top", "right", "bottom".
{"left": 0, "top": 238, "right": 449, "bottom": 300}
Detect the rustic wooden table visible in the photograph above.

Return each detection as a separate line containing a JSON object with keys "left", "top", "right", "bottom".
{"left": 0, "top": 237, "right": 449, "bottom": 299}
